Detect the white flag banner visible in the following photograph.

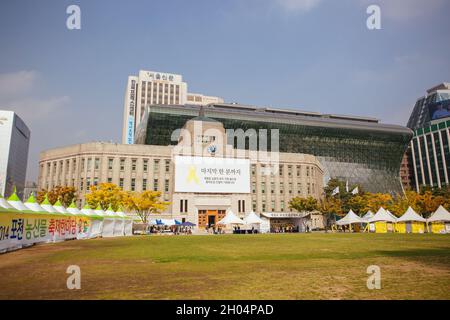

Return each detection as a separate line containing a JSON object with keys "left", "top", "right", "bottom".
{"left": 351, "top": 186, "right": 359, "bottom": 195}
{"left": 345, "top": 181, "right": 349, "bottom": 192}
{"left": 331, "top": 186, "right": 339, "bottom": 196}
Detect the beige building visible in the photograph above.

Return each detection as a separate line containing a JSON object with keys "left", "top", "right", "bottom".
{"left": 40, "top": 112, "right": 324, "bottom": 231}
{"left": 122, "top": 70, "right": 223, "bottom": 144}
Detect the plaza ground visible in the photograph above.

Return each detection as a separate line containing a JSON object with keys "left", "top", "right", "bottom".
{"left": 0, "top": 233, "right": 449, "bottom": 300}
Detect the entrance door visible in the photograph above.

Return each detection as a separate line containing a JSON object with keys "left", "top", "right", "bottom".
{"left": 208, "top": 215, "right": 216, "bottom": 227}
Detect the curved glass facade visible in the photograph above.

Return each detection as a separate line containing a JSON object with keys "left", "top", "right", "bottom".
{"left": 136, "top": 104, "right": 413, "bottom": 193}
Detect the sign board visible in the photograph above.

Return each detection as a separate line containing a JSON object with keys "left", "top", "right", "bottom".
{"left": 174, "top": 156, "right": 250, "bottom": 193}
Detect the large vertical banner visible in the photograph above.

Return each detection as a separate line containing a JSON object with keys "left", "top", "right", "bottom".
{"left": 126, "top": 78, "right": 137, "bottom": 144}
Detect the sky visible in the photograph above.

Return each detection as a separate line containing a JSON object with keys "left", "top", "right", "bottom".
{"left": 0, "top": 0, "right": 449, "bottom": 181}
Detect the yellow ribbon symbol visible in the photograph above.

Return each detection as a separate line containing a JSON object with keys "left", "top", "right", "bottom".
{"left": 186, "top": 165, "right": 200, "bottom": 184}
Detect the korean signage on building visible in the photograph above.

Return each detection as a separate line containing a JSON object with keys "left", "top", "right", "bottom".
{"left": 174, "top": 156, "right": 250, "bottom": 193}
{"left": 126, "top": 79, "right": 136, "bottom": 144}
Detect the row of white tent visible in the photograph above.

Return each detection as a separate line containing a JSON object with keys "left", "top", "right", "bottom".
{"left": 336, "top": 205, "right": 450, "bottom": 233}
{"left": 0, "top": 191, "right": 134, "bottom": 239}
{"left": 217, "top": 210, "right": 264, "bottom": 226}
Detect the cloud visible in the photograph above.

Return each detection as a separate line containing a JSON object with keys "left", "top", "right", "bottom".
{"left": 360, "top": 0, "right": 446, "bottom": 21}
{"left": 275, "top": 0, "right": 322, "bottom": 13}
{"left": 0, "top": 70, "right": 70, "bottom": 122}
{"left": 0, "top": 70, "right": 39, "bottom": 97}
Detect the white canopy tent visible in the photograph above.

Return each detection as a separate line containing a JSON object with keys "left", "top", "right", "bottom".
{"left": 217, "top": 210, "right": 244, "bottom": 225}
{"left": 116, "top": 207, "right": 132, "bottom": 236}
{"left": 81, "top": 205, "right": 102, "bottom": 238}
{"left": 102, "top": 206, "right": 116, "bottom": 238}
{"left": 397, "top": 207, "right": 426, "bottom": 222}
{"left": 243, "top": 211, "right": 264, "bottom": 232}
{"left": 7, "top": 191, "right": 29, "bottom": 212}
{"left": 368, "top": 207, "right": 397, "bottom": 223}
{"left": 24, "top": 194, "right": 46, "bottom": 213}
{"left": 386, "top": 210, "right": 398, "bottom": 222}
{"left": 427, "top": 205, "right": 450, "bottom": 222}
{"left": 361, "top": 210, "right": 374, "bottom": 222}
{"left": 53, "top": 200, "right": 70, "bottom": 215}
{"left": 0, "top": 196, "right": 14, "bottom": 210}
{"left": 336, "top": 209, "right": 363, "bottom": 226}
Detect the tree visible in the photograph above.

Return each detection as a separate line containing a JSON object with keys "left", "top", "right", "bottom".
{"left": 85, "top": 183, "right": 127, "bottom": 211}
{"left": 346, "top": 195, "right": 368, "bottom": 215}
{"left": 319, "top": 197, "right": 343, "bottom": 231}
{"left": 289, "top": 196, "right": 319, "bottom": 212}
{"left": 363, "top": 193, "right": 393, "bottom": 213}
{"left": 124, "top": 190, "right": 170, "bottom": 223}
{"left": 37, "top": 186, "right": 77, "bottom": 207}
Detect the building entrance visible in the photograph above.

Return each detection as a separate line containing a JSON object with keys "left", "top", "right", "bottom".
{"left": 198, "top": 209, "right": 226, "bottom": 228}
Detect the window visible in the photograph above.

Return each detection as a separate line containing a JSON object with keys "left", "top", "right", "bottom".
{"left": 252, "top": 182, "right": 256, "bottom": 193}
{"left": 154, "top": 159, "right": 160, "bottom": 172}
{"left": 289, "top": 182, "right": 293, "bottom": 194}
{"left": 80, "top": 178, "right": 84, "bottom": 191}
{"left": 87, "top": 158, "right": 92, "bottom": 170}
{"left": 271, "top": 201, "right": 275, "bottom": 212}
{"left": 281, "top": 201, "right": 285, "bottom": 211}
{"left": 108, "top": 158, "right": 113, "bottom": 170}
{"left": 180, "top": 199, "right": 188, "bottom": 213}
{"left": 279, "top": 165, "right": 283, "bottom": 176}
{"left": 288, "top": 165, "right": 292, "bottom": 176}
{"left": 252, "top": 200, "right": 257, "bottom": 212}
{"left": 132, "top": 159, "right": 137, "bottom": 171}
{"left": 86, "top": 179, "right": 91, "bottom": 190}
{"left": 131, "top": 178, "right": 136, "bottom": 191}
{"left": 107, "top": 177, "right": 112, "bottom": 183}
{"left": 165, "top": 160, "right": 170, "bottom": 172}
{"left": 261, "top": 182, "right": 266, "bottom": 194}
{"left": 143, "top": 159, "right": 148, "bottom": 172}
{"left": 94, "top": 158, "right": 100, "bottom": 170}
{"left": 297, "top": 166, "right": 301, "bottom": 177}
{"left": 153, "top": 179, "right": 158, "bottom": 191}
{"left": 251, "top": 165, "right": 256, "bottom": 175}
{"left": 280, "top": 182, "right": 284, "bottom": 194}
{"left": 143, "top": 179, "right": 147, "bottom": 190}
{"left": 297, "top": 183, "right": 302, "bottom": 194}
{"left": 81, "top": 159, "right": 85, "bottom": 171}
{"left": 120, "top": 159, "right": 125, "bottom": 171}
{"left": 119, "top": 178, "right": 124, "bottom": 188}
{"left": 93, "top": 177, "right": 98, "bottom": 186}
{"left": 262, "top": 200, "right": 266, "bottom": 212}
{"left": 306, "top": 166, "right": 310, "bottom": 177}
{"left": 164, "top": 179, "right": 169, "bottom": 192}
{"left": 238, "top": 200, "right": 245, "bottom": 213}
{"left": 271, "top": 181, "right": 275, "bottom": 194}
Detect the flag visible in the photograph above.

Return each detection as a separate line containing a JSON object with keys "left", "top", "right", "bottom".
{"left": 351, "top": 186, "right": 359, "bottom": 195}
{"left": 345, "top": 180, "right": 349, "bottom": 192}
{"left": 331, "top": 186, "right": 339, "bottom": 196}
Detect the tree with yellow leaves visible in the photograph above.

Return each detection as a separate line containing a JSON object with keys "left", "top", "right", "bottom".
{"left": 85, "top": 183, "right": 127, "bottom": 211}
{"left": 124, "top": 190, "right": 170, "bottom": 224}
{"left": 37, "top": 186, "right": 77, "bottom": 207}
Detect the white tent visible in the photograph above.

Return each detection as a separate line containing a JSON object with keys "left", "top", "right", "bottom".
{"left": 66, "top": 201, "right": 81, "bottom": 216}
{"left": 117, "top": 207, "right": 132, "bottom": 236}
{"left": 397, "top": 207, "right": 426, "bottom": 222}
{"left": 102, "top": 206, "right": 116, "bottom": 238}
{"left": 7, "top": 190, "right": 29, "bottom": 212}
{"left": 0, "top": 195, "right": 15, "bottom": 210}
{"left": 243, "top": 211, "right": 264, "bottom": 225}
{"left": 386, "top": 210, "right": 398, "bottom": 222}
{"left": 368, "top": 207, "right": 397, "bottom": 223}
{"left": 427, "top": 205, "right": 450, "bottom": 222}
{"left": 336, "top": 209, "right": 363, "bottom": 225}
{"left": 361, "top": 210, "right": 374, "bottom": 222}
{"left": 53, "top": 200, "right": 70, "bottom": 215}
{"left": 24, "top": 194, "right": 46, "bottom": 213}
{"left": 217, "top": 210, "right": 244, "bottom": 225}
{"left": 40, "top": 195, "right": 58, "bottom": 214}
{"left": 81, "top": 205, "right": 102, "bottom": 238}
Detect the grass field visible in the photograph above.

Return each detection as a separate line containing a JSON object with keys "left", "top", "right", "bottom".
{"left": 0, "top": 233, "right": 449, "bottom": 300}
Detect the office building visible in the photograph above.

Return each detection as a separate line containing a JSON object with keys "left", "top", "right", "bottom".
{"left": 0, "top": 110, "right": 31, "bottom": 199}
{"left": 407, "top": 83, "right": 450, "bottom": 191}
{"left": 134, "top": 103, "right": 413, "bottom": 193}
{"left": 122, "top": 70, "right": 223, "bottom": 144}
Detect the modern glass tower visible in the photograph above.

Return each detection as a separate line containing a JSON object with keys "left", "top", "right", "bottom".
{"left": 135, "top": 103, "right": 412, "bottom": 194}
{"left": 407, "top": 83, "right": 450, "bottom": 191}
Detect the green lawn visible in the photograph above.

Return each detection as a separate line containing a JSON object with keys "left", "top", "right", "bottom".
{"left": 0, "top": 233, "right": 449, "bottom": 299}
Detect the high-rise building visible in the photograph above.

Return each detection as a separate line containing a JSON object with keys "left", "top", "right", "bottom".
{"left": 135, "top": 103, "right": 413, "bottom": 193}
{"left": 407, "top": 83, "right": 450, "bottom": 191}
{"left": 0, "top": 110, "right": 31, "bottom": 199}
{"left": 122, "top": 70, "right": 223, "bottom": 144}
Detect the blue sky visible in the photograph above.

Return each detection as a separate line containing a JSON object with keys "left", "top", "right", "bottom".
{"left": 0, "top": 0, "right": 449, "bottom": 181}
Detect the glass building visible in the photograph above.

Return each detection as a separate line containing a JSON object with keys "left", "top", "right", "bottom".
{"left": 407, "top": 83, "right": 450, "bottom": 191}
{"left": 135, "top": 103, "right": 413, "bottom": 193}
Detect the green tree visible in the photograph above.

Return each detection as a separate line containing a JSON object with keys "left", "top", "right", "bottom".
{"left": 289, "top": 196, "right": 319, "bottom": 212}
